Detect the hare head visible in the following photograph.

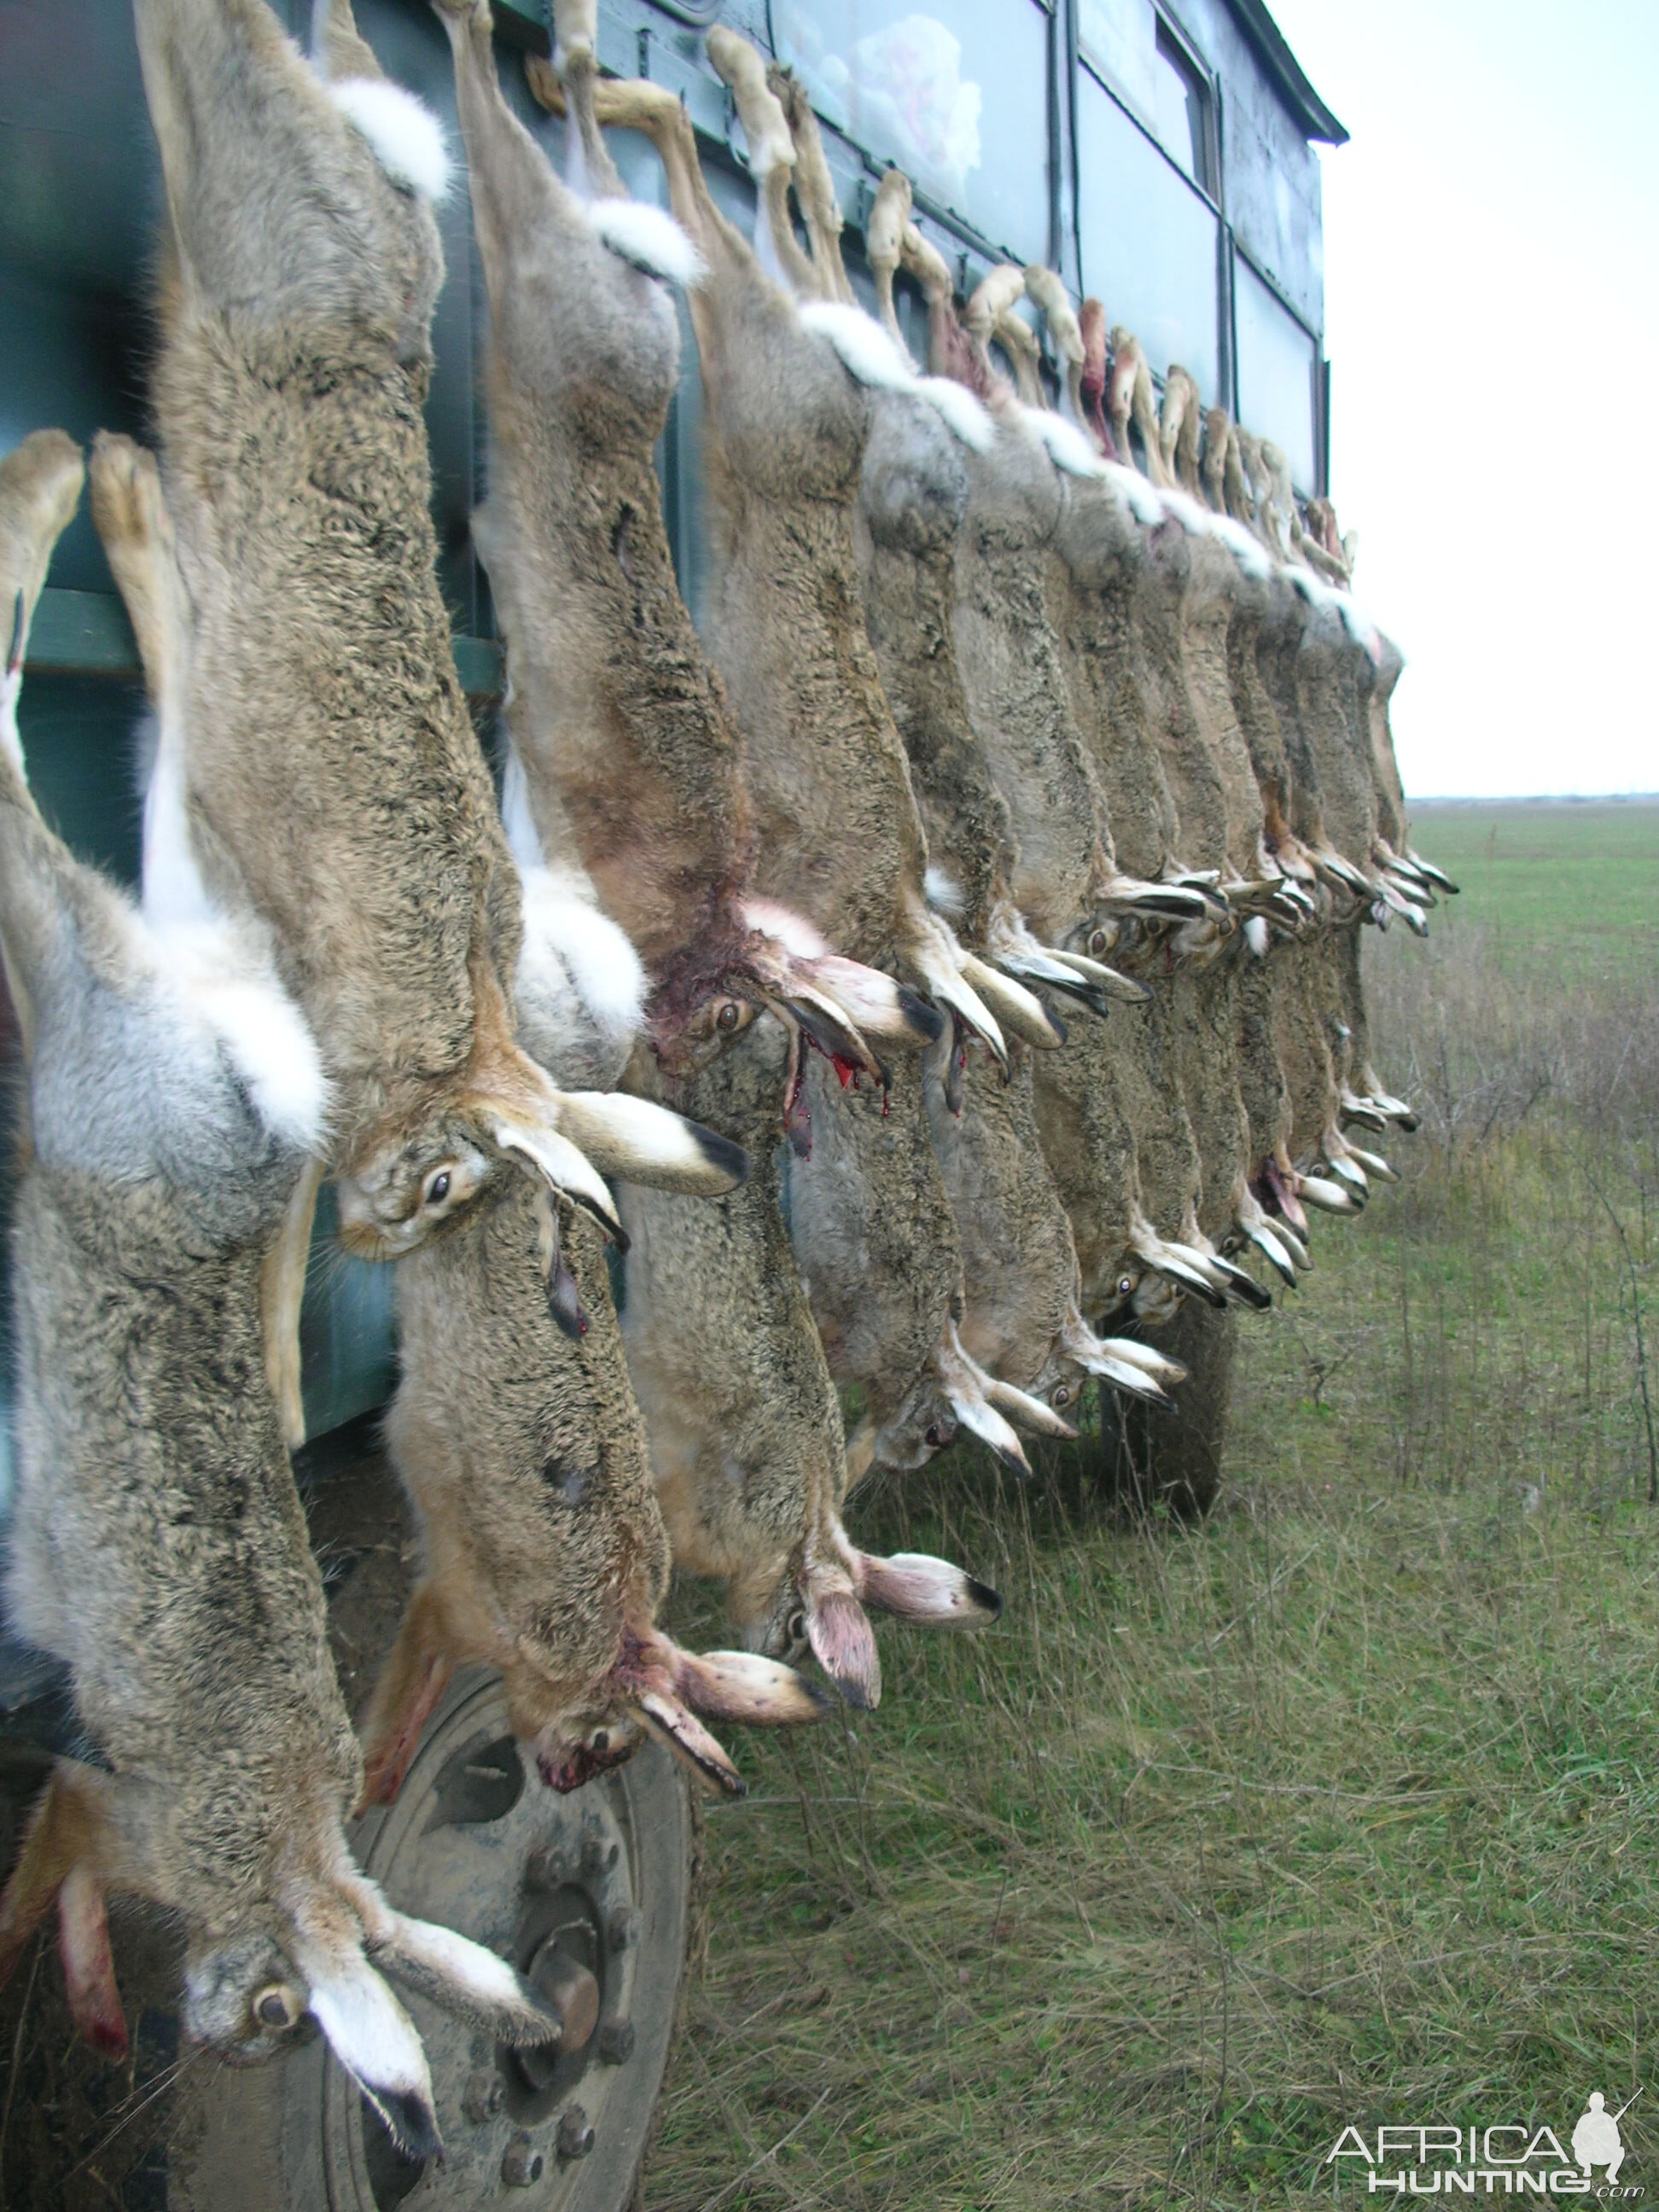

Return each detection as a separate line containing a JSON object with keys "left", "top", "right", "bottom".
{"left": 0, "top": 1764, "right": 559, "bottom": 2163}
{"left": 335, "top": 965, "right": 748, "bottom": 1261}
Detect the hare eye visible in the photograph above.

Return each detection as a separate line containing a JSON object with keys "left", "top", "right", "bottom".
{"left": 1089, "top": 929, "right": 1109, "bottom": 958}
{"left": 924, "top": 1423, "right": 942, "bottom": 1449}
{"left": 716, "top": 999, "right": 742, "bottom": 1033}
{"left": 786, "top": 1609, "right": 807, "bottom": 1644}
{"left": 1118, "top": 1275, "right": 1133, "bottom": 1298}
{"left": 590, "top": 1729, "right": 610, "bottom": 1755}
{"left": 253, "top": 1983, "right": 300, "bottom": 2031}
{"left": 424, "top": 1169, "right": 451, "bottom": 1207}
{"left": 1053, "top": 1384, "right": 1072, "bottom": 1408}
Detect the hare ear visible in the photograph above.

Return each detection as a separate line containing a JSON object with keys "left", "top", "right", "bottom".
{"left": 550, "top": 1091, "right": 748, "bottom": 1197}
{"left": 368, "top": 1911, "right": 557, "bottom": 2047}
{"left": 633, "top": 1689, "right": 748, "bottom": 1796}
{"left": 981, "top": 1373, "right": 1079, "bottom": 1441}
{"left": 488, "top": 1118, "right": 627, "bottom": 1246}
{"left": 303, "top": 1949, "right": 442, "bottom": 2163}
{"left": 804, "top": 1588, "right": 882, "bottom": 1711}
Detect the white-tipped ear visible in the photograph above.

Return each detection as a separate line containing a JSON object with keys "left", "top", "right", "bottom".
{"left": 370, "top": 1912, "right": 558, "bottom": 2047}
{"left": 911, "top": 940, "right": 1008, "bottom": 1068}
{"left": 1240, "top": 1214, "right": 1298, "bottom": 1285}
{"left": 981, "top": 1373, "right": 1078, "bottom": 1440}
{"left": 944, "top": 1385, "right": 1030, "bottom": 1474}
{"left": 550, "top": 1091, "right": 748, "bottom": 1196}
{"left": 634, "top": 1690, "right": 748, "bottom": 1795}
{"left": 806, "top": 955, "right": 941, "bottom": 1045}
{"left": 1297, "top": 1173, "right": 1357, "bottom": 1216}
{"left": 1083, "top": 1351, "right": 1167, "bottom": 1402}
{"left": 955, "top": 952, "right": 1064, "bottom": 1049}
{"left": 1090, "top": 1336, "right": 1188, "bottom": 1388}
{"left": 305, "top": 1953, "right": 441, "bottom": 2163}
{"left": 1131, "top": 1230, "right": 1228, "bottom": 1307}
{"left": 492, "top": 1119, "right": 625, "bottom": 1243}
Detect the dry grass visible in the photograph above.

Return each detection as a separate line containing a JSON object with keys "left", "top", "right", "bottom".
{"left": 652, "top": 803, "right": 1659, "bottom": 2211}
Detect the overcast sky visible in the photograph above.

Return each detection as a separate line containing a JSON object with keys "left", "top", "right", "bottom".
{"left": 1264, "top": 0, "right": 1659, "bottom": 798}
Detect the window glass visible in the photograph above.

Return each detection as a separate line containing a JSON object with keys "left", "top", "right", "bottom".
{"left": 1151, "top": 23, "right": 1210, "bottom": 193}
{"left": 1234, "top": 252, "right": 1317, "bottom": 493}
{"left": 770, "top": 0, "right": 1051, "bottom": 264}
{"left": 1078, "top": 0, "right": 1156, "bottom": 125}
{"left": 1076, "top": 68, "right": 1220, "bottom": 403}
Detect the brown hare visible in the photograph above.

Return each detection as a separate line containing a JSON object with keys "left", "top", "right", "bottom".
{"left": 441, "top": 0, "right": 936, "bottom": 1095}
{"left": 132, "top": 0, "right": 743, "bottom": 1435}
{"left": 0, "top": 430, "right": 556, "bottom": 2163}
{"left": 566, "top": 35, "right": 1066, "bottom": 1475}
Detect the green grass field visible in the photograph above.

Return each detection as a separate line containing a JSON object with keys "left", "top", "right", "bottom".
{"left": 653, "top": 801, "right": 1659, "bottom": 2211}
{"left": 1408, "top": 799, "right": 1659, "bottom": 986}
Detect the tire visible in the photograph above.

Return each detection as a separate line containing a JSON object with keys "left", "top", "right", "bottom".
{"left": 0, "top": 1441, "right": 698, "bottom": 2212}
{"left": 1091, "top": 1297, "right": 1235, "bottom": 1520}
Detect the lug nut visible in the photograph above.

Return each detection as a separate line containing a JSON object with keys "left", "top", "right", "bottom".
{"left": 597, "top": 2017, "right": 635, "bottom": 2065}
{"left": 525, "top": 1842, "right": 568, "bottom": 1893}
{"left": 579, "top": 1816, "right": 615, "bottom": 1875}
{"left": 556, "top": 2104, "right": 596, "bottom": 2160}
{"left": 607, "top": 1905, "right": 642, "bottom": 1953}
{"left": 463, "top": 2069, "right": 504, "bottom": 2123}
{"left": 502, "top": 2134, "right": 544, "bottom": 2187}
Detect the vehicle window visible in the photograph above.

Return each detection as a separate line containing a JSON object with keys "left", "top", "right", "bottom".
{"left": 1078, "top": 0, "right": 1157, "bottom": 125}
{"left": 1234, "top": 250, "right": 1317, "bottom": 493}
{"left": 1079, "top": 1, "right": 1212, "bottom": 196}
{"left": 1076, "top": 64, "right": 1220, "bottom": 403}
{"left": 1152, "top": 19, "right": 1213, "bottom": 195}
{"left": 769, "top": 0, "right": 1052, "bottom": 265}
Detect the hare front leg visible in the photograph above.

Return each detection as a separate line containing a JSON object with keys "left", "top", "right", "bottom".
{"left": 0, "top": 1763, "right": 128, "bottom": 2058}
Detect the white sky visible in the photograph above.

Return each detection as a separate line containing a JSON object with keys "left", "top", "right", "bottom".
{"left": 1263, "top": 0, "right": 1659, "bottom": 797}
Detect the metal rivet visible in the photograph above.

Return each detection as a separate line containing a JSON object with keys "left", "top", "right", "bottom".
{"left": 597, "top": 2018, "right": 635, "bottom": 2066}
{"left": 525, "top": 1842, "right": 567, "bottom": 1893}
{"left": 607, "top": 1905, "right": 642, "bottom": 1953}
{"left": 502, "top": 2134, "right": 544, "bottom": 2187}
{"left": 557, "top": 2104, "right": 596, "bottom": 2161}
{"left": 463, "top": 2070, "right": 504, "bottom": 2124}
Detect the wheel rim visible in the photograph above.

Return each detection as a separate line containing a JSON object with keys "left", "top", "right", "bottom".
{"left": 175, "top": 1668, "right": 690, "bottom": 2211}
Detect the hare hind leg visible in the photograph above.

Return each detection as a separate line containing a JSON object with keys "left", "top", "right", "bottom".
{"left": 309, "top": 0, "right": 383, "bottom": 84}
{"left": 133, "top": 0, "right": 425, "bottom": 333}
{"left": 439, "top": 0, "right": 590, "bottom": 285}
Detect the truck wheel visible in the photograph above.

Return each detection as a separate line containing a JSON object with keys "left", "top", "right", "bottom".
{"left": 1093, "top": 1298, "right": 1235, "bottom": 1520}
{"left": 172, "top": 1674, "right": 696, "bottom": 2211}
{"left": 0, "top": 1442, "right": 700, "bottom": 2212}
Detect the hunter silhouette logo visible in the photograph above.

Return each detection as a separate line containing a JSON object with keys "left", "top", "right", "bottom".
{"left": 1575, "top": 2092, "right": 1639, "bottom": 2185}
{"left": 1326, "top": 2088, "right": 1644, "bottom": 2194}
